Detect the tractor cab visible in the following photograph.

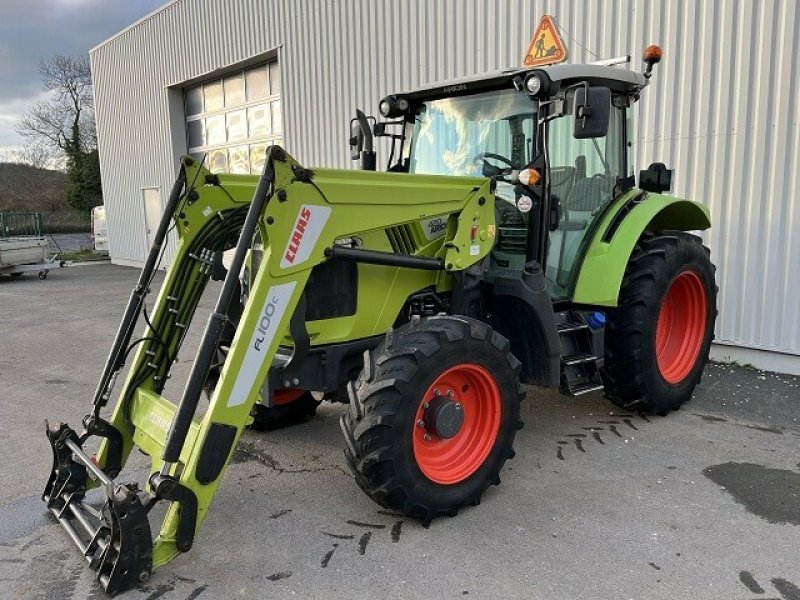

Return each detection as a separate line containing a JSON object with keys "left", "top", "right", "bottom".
{"left": 352, "top": 57, "right": 661, "bottom": 301}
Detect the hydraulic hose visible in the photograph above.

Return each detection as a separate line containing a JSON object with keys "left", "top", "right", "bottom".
{"left": 161, "top": 153, "right": 276, "bottom": 464}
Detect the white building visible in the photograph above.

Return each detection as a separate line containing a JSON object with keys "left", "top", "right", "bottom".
{"left": 90, "top": 0, "right": 800, "bottom": 374}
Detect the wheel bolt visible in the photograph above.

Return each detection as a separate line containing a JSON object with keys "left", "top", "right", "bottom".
{"left": 433, "top": 389, "right": 440, "bottom": 396}
{"left": 455, "top": 403, "right": 461, "bottom": 410}
{"left": 423, "top": 434, "right": 432, "bottom": 441}
{"left": 446, "top": 390, "right": 454, "bottom": 397}
{"left": 417, "top": 420, "right": 425, "bottom": 428}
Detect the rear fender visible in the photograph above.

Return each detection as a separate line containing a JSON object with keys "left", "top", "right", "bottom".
{"left": 572, "top": 191, "right": 711, "bottom": 307}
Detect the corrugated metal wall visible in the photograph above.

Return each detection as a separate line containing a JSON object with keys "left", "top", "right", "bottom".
{"left": 90, "top": 0, "right": 800, "bottom": 361}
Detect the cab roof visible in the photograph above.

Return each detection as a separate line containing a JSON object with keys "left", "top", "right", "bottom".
{"left": 396, "top": 63, "right": 648, "bottom": 103}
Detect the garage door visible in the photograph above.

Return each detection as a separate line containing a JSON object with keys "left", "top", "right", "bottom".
{"left": 184, "top": 61, "right": 282, "bottom": 175}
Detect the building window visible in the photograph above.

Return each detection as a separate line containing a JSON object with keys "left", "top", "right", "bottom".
{"left": 185, "top": 61, "right": 282, "bottom": 174}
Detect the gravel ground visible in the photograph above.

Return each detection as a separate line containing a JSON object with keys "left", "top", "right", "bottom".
{"left": 0, "top": 263, "right": 798, "bottom": 600}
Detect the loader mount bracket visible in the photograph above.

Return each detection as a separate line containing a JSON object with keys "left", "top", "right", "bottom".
{"left": 81, "top": 414, "right": 124, "bottom": 478}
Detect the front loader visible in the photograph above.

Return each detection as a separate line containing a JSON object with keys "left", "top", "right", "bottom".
{"left": 44, "top": 46, "right": 716, "bottom": 594}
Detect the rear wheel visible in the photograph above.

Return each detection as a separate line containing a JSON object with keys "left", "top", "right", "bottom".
{"left": 601, "top": 231, "right": 717, "bottom": 414}
{"left": 341, "top": 316, "right": 524, "bottom": 524}
{"left": 250, "top": 389, "right": 319, "bottom": 431}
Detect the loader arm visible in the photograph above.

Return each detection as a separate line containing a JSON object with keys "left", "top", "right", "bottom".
{"left": 43, "top": 146, "right": 496, "bottom": 594}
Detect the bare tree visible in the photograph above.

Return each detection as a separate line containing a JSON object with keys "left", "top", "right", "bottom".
{"left": 16, "top": 55, "right": 101, "bottom": 210}
{"left": 17, "top": 55, "right": 95, "bottom": 154}
{"left": 6, "top": 143, "right": 60, "bottom": 170}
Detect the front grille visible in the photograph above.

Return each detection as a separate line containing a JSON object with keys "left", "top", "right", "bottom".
{"left": 386, "top": 225, "right": 417, "bottom": 254}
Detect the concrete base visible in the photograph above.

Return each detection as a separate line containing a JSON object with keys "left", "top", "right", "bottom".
{"left": 110, "top": 256, "right": 145, "bottom": 268}
{"left": 710, "top": 342, "right": 800, "bottom": 376}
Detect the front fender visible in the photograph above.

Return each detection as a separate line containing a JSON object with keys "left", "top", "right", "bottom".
{"left": 571, "top": 190, "right": 711, "bottom": 307}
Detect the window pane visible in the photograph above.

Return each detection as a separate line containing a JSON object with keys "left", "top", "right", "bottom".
{"left": 185, "top": 86, "right": 203, "bottom": 116}
{"left": 186, "top": 119, "right": 204, "bottom": 149}
{"left": 228, "top": 145, "right": 250, "bottom": 174}
{"left": 208, "top": 148, "right": 228, "bottom": 173}
{"left": 203, "top": 80, "right": 224, "bottom": 111}
{"left": 226, "top": 109, "right": 247, "bottom": 142}
{"left": 205, "top": 115, "right": 225, "bottom": 146}
{"left": 224, "top": 74, "right": 246, "bottom": 107}
{"left": 250, "top": 143, "right": 267, "bottom": 174}
{"left": 271, "top": 100, "right": 282, "bottom": 134}
{"left": 247, "top": 104, "right": 270, "bottom": 138}
{"left": 268, "top": 61, "right": 281, "bottom": 95}
{"left": 246, "top": 66, "right": 268, "bottom": 100}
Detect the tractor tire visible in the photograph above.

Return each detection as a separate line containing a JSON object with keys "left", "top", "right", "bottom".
{"left": 249, "top": 389, "right": 320, "bottom": 431}
{"left": 340, "top": 315, "right": 524, "bottom": 525}
{"left": 601, "top": 231, "right": 717, "bottom": 415}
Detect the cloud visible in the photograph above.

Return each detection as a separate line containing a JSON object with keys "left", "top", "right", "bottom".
{"left": 0, "top": 0, "right": 165, "bottom": 149}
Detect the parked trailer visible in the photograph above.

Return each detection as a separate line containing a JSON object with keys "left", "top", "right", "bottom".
{"left": 0, "top": 212, "right": 66, "bottom": 279}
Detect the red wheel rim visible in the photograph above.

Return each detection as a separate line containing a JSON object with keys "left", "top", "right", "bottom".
{"left": 412, "top": 363, "right": 501, "bottom": 485}
{"left": 655, "top": 270, "right": 708, "bottom": 384}
{"left": 273, "top": 388, "right": 305, "bottom": 406}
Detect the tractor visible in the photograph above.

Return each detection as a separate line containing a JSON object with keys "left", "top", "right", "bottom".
{"left": 43, "top": 46, "right": 716, "bottom": 594}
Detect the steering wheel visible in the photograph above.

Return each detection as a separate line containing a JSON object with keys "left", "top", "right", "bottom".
{"left": 474, "top": 152, "right": 515, "bottom": 168}
{"left": 473, "top": 152, "right": 516, "bottom": 178}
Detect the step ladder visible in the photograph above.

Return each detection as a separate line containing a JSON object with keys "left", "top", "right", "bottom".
{"left": 557, "top": 314, "right": 604, "bottom": 396}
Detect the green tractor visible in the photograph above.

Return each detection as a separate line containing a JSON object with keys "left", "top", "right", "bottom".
{"left": 44, "top": 46, "right": 715, "bottom": 594}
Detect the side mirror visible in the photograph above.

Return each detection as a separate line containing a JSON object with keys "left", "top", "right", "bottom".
{"left": 348, "top": 109, "right": 376, "bottom": 170}
{"left": 639, "top": 162, "right": 673, "bottom": 193}
{"left": 573, "top": 86, "right": 611, "bottom": 139}
{"left": 349, "top": 119, "right": 364, "bottom": 161}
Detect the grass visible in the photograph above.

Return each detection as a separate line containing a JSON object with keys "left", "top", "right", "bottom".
{"left": 56, "top": 248, "right": 109, "bottom": 262}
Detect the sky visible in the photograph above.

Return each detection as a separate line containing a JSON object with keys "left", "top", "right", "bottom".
{"left": 0, "top": 0, "right": 166, "bottom": 156}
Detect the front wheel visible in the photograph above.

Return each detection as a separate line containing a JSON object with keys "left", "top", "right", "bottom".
{"left": 340, "top": 316, "right": 524, "bottom": 525}
{"left": 601, "top": 231, "right": 717, "bottom": 414}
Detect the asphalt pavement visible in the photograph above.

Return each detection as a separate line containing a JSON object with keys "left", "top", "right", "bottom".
{"left": 1, "top": 263, "right": 798, "bottom": 599}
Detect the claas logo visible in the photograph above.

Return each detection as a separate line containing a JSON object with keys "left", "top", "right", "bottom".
{"left": 284, "top": 207, "right": 312, "bottom": 265}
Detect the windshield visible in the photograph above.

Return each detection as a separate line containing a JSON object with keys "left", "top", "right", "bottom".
{"left": 409, "top": 89, "right": 537, "bottom": 186}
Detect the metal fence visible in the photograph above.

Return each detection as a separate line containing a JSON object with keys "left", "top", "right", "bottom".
{"left": 0, "top": 212, "right": 45, "bottom": 240}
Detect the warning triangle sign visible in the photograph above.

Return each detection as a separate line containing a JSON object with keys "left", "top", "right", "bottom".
{"left": 523, "top": 15, "right": 568, "bottom": 67}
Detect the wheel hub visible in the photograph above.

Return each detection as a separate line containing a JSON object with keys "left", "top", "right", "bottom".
{"left": 424, "top": 394, "right": 464, "bottom": 439}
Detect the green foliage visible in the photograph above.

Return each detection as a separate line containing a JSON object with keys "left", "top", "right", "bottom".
{"left": 65, "top": 149, "right": 102, "bottom": 211}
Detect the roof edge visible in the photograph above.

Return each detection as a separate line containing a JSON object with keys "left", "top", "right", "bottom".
{"left": 90, "top": 0, "right": 180, "bottom": 54}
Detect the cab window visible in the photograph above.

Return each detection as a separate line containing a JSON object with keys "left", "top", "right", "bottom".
{"left": 545, "top": 92, "right": 628, "bottom": 298}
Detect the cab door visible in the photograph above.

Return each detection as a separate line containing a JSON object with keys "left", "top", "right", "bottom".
{"left": 545, "top": 95, "right": 630, "bottom": 299}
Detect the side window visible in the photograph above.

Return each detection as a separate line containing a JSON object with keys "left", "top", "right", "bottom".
{"left": 545, "top": 95, "right": 626, "bottom": 298}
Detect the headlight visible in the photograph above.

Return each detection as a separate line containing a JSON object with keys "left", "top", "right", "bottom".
{"left": 523, "top": 71, "right": 552, "bottom": 97}
{"left": 525, "top": 74, "right": 542, "bottom": 95}
{"left": 378, "top": 95, "right": 409, "bottom": 118}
